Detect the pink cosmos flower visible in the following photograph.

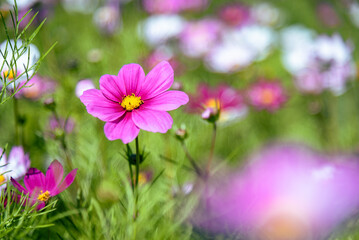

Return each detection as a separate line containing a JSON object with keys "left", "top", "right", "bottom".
{"left": 11, "top": 160, "right": 77, "bottom": 209}
{"left": 195, "top": 144, "right": 359, "bottom": 239}
{"left": 179, "top": 19, "right": 222, "bottom": 58}
{"left": 247, "top": 80, "right": 287, "bottom": 112}
{"left": 188, "top": 84, "right": 247, "bottom": 123}
{"left": 143, "top": 0, "right": 207, "bottom": 14}
{"left": 218, "top": 3, "right": 251, "bottom": 27}
{"left": 16, "top": 75, "right": 56, "bottom": 100}
{"left": 142, "top": 48, "right": 184, "bottom": 76}
{"left": 80, "top": 61, "right": 189, "bottom": 144}
{"left": 0, "top": 146, "right": 30, "bottom": 191}
{"left": 48, "top": 115, "right": 75, "bottom": 138}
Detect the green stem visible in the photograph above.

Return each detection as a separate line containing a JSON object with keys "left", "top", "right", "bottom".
{"left": 135, "top": 137, "right": 140, "bottom": 188}
{"left": 13, "top": 97, "right": 19, "bottom": 144}
{"left": 206, "top": 122, "right": 217, "bottom": 176}
{"left": 180, "top": 142, "right": 202, "bottom": 177}
{"left": 128, "top": 149, "right": 134, "bottom": 193}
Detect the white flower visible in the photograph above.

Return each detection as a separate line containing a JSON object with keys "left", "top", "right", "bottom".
{"left": 6, "top": 0, "right": 36, "bottom": 10}
{"left": 0, "top": 146, "right": 30, "bottom": 191}
{"left": 251, "top": 3, "right": 282, "bottom": 26}
{"left": 280, "top": 25, "right": 316, "bottom": 74}
{"left": 349, "top": 2, "right": 359, "bottom": 28}
{"left": 0, "top": 39, "right": 40, "bottom": 88}
{"left": 76, "top": 79, "right": 95, "bottom": 98}
{"left": 205, "top": 25, "right": 275, "bottom": 73}
{"left": 62, "top": 0, "right": 99, "bottom": 14}
{"left": 139, "top": 14, "right": 185, "bottom": 46}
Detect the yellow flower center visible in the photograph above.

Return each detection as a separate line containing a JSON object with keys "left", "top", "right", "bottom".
{"left": 37, "top": 190, "right": 51, "bottom": 202}
{"left": 204, "top": 98, "right": 221, "bottom": 110}
{"left": 120, "top": 93, "right": 144, "bottom": 111}
{"left": 260, "top": 89, "right": 274, "bottom": 105}
{"left": 0, "top": 175, "right": 6, "bottom": 185}
{"left": 3, "top": 69, "right": 16, "bottom": 80}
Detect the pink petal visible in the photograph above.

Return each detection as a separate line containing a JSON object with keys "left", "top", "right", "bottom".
{"left": 139, "top": 61, "right": 174, "bottom": 100}
{"left": 99, "top": 74, "right": 126, "bottom": 102}
{"left": 11, "top": 177, "right": 28, "bottom": 194}
{"left": 80, "top": 89, "right": 126, "bottom": 122}
{"left": 24, "top": 168, "right": 45, "bottom": 193}
{"left": 45, "top": 160, "right": 64, "bottom": 192}
{"left": 118, "top": 63, "right": 145, "bottom": 95}
{"left": 53, "top": 168, "right": 77, "bottom": 195}
{"left": 143, "top": 90, "right": 189, "bottom": 111}
{"left": 104, "top": 112, "right": 140, "bottom": 144}
{"left": 132, "top": 109, "right": 173, "bottom": 133}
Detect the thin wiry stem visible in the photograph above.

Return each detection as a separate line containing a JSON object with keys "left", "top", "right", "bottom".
{"left": 206, "top": 122, "right": 217, "bottom": 177}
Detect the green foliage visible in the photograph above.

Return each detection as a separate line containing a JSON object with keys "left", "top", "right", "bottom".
{"left": 0, "top": 2, "right": 55, "bottom": 104}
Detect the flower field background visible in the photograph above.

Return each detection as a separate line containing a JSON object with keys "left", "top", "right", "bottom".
{"left": 1, "top": 0, "right": 359, "bottom": 239}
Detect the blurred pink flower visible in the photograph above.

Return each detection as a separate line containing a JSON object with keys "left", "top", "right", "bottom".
{"left": 143, "top": 48, "right": 184, "bottom": 75}
{"left": 218, "top": 3, "right": 251, "bottom": 27}
{"left": 48, "top": 115, "right": 75, "bottom": 137}
{"left": 80, "top": 61, "right": 189, "bottom": 144}
{"left": 188, "top": 84, "right": 247, "bottom": 123}
{"left": 143, "top": 0, "right": 207, "bottom": 14}
{"left": 316, "top": 3, "right": 340, "bottom": 28}
{"left": 11, "top": 160, "right": 77, "bottom": 209}
{"left": 76, "top": 79, "right": 95, "bottom": 98}
{"left": 247, "top": 80, "right": 287, "bottom": 112}
{"left": 93, "top": 2, "right": 121, "bottom": 35}
{"left": 16, "top": 75, "right": 56, "bottom": 100}
{"left": 179, "top": 19, "right": 222, "bottom": 58}
{"left": 195, "top": 144, "right": 359, "bottom": 239}
{"left": 0, "top": 146, "right": 30, "bottom": 191}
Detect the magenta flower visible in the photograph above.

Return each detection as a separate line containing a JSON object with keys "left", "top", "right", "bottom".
{"left": 80, "top": 61, "right": 189, "bottom": 144}
{"left": 188, "top": 84, "right": 247, "bottom": 123}
{"left": 11, "top": 160, "right": 77, "bottom": 209}
{"left": 195, "top": 144, "right": 359, "bottom": 239}
{"left": 142, "top": 0, "right": 207, "bottom": 14}
{"left": 218, "top": 3, "right": 251, "bottom": 27}
{"left": 48, "top": 115, "right": 75, "bottom": 137}
{"left": 247, "top": 79, "right": 287, "bottom": 112}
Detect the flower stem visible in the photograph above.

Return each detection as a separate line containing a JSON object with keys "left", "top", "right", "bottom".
{"left": 206, "top": 122, "right": 217, "bottom": 177}
{"left": 180, "top": 142, "right": 202, "bottom": 177}
{"left": 127, "top": 147, "right": 134, "bottom": 193}
{"left": 135, "top": 137, "right": 140, "bottom": 188}
{"left": 13, "top": 97, "right": 20, "bottom": 144}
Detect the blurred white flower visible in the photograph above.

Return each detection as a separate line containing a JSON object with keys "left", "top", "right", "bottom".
{"left": 62, "top": 0, "right": 99, "bottom": 14}
{"left": 0, "top": 39, "right": 40, "bottom": 89}
{"left": 349, "top": 2, "right": 359, "bottom": 28}
{"left": 205, "top": 25, "right": 275, "bottom": 73}
{"left": 139, "top": 14, "right": 185, "bottom": 46}
{"left": 76, "top": 79, "right": 95, "bottom": 98}
{"left": 280, "top": 25, "right": 316, "bottom": 74}
{"left": 251, "top": 3, "right": 282, "bottom": 26}
{"left": 6, "top": 0, "right": 36, "bottom": 10}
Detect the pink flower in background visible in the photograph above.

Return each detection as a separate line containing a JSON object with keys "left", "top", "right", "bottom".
{"left": 143, "top": 0, "right": 207, "bottom": 14}
{"left": 48, "top": 116, "right": 75, "bottom": 138}
{"left": 0, "top": 146, "right": 30, "bottom": 191}
{"left": 179, "top": 19, "right": 222, "bottom": 58}
{"left": 11, "top": 160, "right": 77, "bottom": 209}
{"left": 93, "top": 1, "right": 121, "bottom": 35}
{"left": 80, "top": 61, "right": 189, "bottom": 144}
{"left": 143, "top": 48, "right": 184, "bottom": 75}
{"left": 195, "top": 144, "right": 359, "bottom": 239}
{"left": 316, "top": 3, "right": 340, "bottom": 28}
{"left": 247, "top": 80, "right": 287, "bottom": 112}
{"left": 188, "top": 84, "right": 247, "bottom": 123}
{"left": 218, "top": 3, "right": 251, "bottom": 27}
{"left": 16, "top": 75, "right": 56, "bottom": 100}
{"left": 75, "top": 79, "right": 95, "bottom": 98}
